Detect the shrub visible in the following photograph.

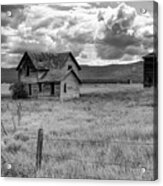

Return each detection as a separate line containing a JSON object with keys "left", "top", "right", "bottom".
{"left": 5, "top": 139, "right": 22, "bottom": 154}
{"left": 14, "top": 131, "right": 29, "bottom": 142}
{"left": 10, "top": 82, "right": 28, "bottom": 99}
{"left": 1, "top": 154, "right": 35, "bottom": 177}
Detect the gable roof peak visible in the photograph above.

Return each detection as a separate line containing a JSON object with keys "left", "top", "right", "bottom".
{"left": 17, "top": 51, "right": 81, "bottom": 71}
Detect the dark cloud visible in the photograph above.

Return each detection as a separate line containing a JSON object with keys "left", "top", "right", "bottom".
{"left": 91, "top": 2, "right": 118, "bottom": 9}
{"left": 10, "top": 10, "right": 26, "bottom": 29}
{"left": 142, "top": 37, "right": 153, "bottom": 50}
{"left": 1, "top": 5, "right": 24, "bottom": 12}
{"left": 48, "top": 4, "right": 74, "bottom": 11}
{"left": 1, "top": 12, "right": 11, "bottom": 26}
{"left": 80, "top": 53, "right": 87, "bottom": 59}
{"left": 97, "top": 31, "right": 139, "bottom": 48}
{"left": 95, "top": 44, "right": 123, "bottom": 59}
{"left": 61, "top": 31, "right": 93, "bottom": 44}
{"left": 1, "top": 2, "right": 155, "bottom": 67}
{"left": 53, "top": 40, "right": 84, "bottom": 57}
{"left": 1, "top": 34, "right": 7, "bottom": 43}
{"left": 1, "top": 5, "right": 25, "bottom": 28}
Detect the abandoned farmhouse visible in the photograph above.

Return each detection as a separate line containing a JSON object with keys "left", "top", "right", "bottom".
{"left": 15, "top": 50, "right": 157, "bottom": 99}
{"left": 16, "top": 51, "right": 82, "bottom": 99}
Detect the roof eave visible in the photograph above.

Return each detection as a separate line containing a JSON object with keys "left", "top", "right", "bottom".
{"left": 61, "top": 69, "right": 82, "bottom": 84}
{"left": 38, "top": 80, "right": 60, "bottom": 83}
{"left": 16, "top": 52, "right": 38, "bottom": 71}
{"left": 69, "top": 52, "right": 81, "bottom": 71}
{"left": 16, "top": 52, "right": 27, "bottom": 71}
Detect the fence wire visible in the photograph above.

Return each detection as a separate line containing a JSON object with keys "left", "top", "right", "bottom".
{"left": 30, "top": 135, "right": 154, "bottom": 146}
{"left": 1, "top": 129, "right": 155, "bottom": 175}
{"left": 41, "top": 152, "right": 154, "bottom": 171}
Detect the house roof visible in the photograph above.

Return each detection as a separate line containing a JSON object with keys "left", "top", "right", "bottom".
{"left": 39, "top": 69, "right": 65, "bottom": 82}
{"left": 62, "top": 69, "right": 82, "bottom": 84}
{"left": 143, "top": 52, "right": 157, "bottom": 59}
{"left": 16, "top": 51, "right": 81, "bottom": 70}
{"left": 38, "top": 69, "right": 82, "bottom": 84}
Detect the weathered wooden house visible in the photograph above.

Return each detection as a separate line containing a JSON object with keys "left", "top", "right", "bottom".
{"left": 143, "top": 52, "right": 158, "bottom": 87}
{"left": 16, "top": 51, "right": 82, "bottom": 99}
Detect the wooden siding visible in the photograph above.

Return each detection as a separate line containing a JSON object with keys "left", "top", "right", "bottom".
{"left": 62, "top": 56, "right": 79, "bottom": 76}
{"left": 19, "top": 56, "right": 38, "bottom": 84}
{"left": 40, "top": 83, "right": 60, "bottom": 97}
{"left": 25, "top": 84, "right": 38, "bottom": 97}
{"left": 17, "top": 52, "right": 81, "bottom": 99}
{"left": 26, "top": 83, "right": 60, "bottom": 97}
{"left": 60, "top": 72, "right": 80, "bottom": 100}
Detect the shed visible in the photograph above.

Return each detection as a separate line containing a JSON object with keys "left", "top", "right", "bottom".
{"left": 143, "top": 52, "right": 158, "bottom": 87}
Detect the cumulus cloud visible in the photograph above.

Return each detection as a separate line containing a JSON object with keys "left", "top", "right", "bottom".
{"left": 1, "top": 2, "right": 156, "bottom": 67}
{"left": 1, "top": 34, "right": 7, "bottom": 43}
{"left": 1, "top": 5, "right": 26, "bottom": 29}
{"left": 1, "top": 53, "right": 22, "bottom": 67}
{"left": 1, "top": 4, "right": 94, "bottom": 66}
{"left": 95, "top": 3, "right": 155, "bottom": 61}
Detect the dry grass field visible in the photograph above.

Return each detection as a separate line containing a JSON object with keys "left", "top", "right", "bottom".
{"left": 1, "top": 84, "right": 156, "bottom": 180}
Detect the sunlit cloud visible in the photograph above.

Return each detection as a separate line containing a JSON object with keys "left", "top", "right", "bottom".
{"left": 1, "top": 2, "right": 156, "bottom": 67}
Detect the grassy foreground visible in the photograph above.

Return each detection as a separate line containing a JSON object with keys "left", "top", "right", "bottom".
{"left": 1, "top": 84, "right": 156, "bottom": 180}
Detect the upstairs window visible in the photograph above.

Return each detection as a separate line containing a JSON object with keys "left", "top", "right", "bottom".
{"left": 68, "top": 65, "right": 72, "bottom": 70}
{"left": 26, "top": 66, "right": 30, "bottom": 76}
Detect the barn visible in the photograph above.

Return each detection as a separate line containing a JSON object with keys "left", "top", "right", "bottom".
{"left": 16, "top": 51, "right": 82, "bottom": 100}
{"left": 143, "top": 52, "right": 158, "bottom": 87}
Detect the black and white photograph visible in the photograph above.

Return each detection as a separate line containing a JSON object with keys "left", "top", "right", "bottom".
{"left": 1, "top": 1, "right": 158, "bottom": 181}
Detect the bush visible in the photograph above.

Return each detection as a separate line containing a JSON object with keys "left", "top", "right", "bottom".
{"left": 10, "top": 82, "right": 28, "bottom": 99}
{"left": 5, "top": 139, "right": 22, "bottom": 154}
{"left": 14, "top": 131, "right": 29, "bottom": 142}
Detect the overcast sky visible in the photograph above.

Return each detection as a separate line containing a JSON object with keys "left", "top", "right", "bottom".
{"left": 1, "top": 1, "right": 157, "bottom": 67}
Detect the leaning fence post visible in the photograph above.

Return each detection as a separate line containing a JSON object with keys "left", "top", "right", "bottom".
{"left": 36, "top": 128, "right": 43, "bottom": 173}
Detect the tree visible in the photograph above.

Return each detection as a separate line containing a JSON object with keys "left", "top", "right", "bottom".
{"left": 9, "top": 82, "right": 28, "bottom": 99}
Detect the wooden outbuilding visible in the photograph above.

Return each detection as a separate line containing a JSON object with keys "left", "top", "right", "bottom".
{"left": 143, "top": 52, "right": 158, "bottom": 87}
{"left": 16, "top": 51, "right": 81, "bottom": 100}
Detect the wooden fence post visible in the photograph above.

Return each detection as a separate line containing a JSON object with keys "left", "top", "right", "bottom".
{"left": 36, "top": 128, "right": 43, "bottom": 172}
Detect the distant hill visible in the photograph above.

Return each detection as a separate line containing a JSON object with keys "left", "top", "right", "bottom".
{"left": 79, "top": 62, "right": 143, "bottom": 83}
{"left": 1, "top": 61, "right": 143, "bottom": 84}
{"left": 1, "top": 68, "right": 18, "bottom": 83}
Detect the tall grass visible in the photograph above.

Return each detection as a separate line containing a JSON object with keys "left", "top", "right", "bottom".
{"left": 1, "top": 84, "right": 155, "bottom": 180}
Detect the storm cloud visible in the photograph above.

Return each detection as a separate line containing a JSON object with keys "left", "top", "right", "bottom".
{"left": 1, "top": 2, "right": 156, "bottom": 67}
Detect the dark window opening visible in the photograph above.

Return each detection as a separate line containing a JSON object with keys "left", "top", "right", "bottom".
{"left": 51, "top": 83, "right": 54, "bottom": 95}
{"left": 64, "top": 83, "right": 67, "bottom": 93}
{"left": 38, "top": 83, "right": 42, "bottom": 92}
{"left": 26, "top": 66, "right": 30, "bottom": 76}
{"left": 29, "top": 84, "right": 32, "bottom": 95}
{"left": 68, "top": 65, "right": 72, "bottom": 70}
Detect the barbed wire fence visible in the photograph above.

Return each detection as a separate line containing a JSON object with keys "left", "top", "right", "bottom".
{"left": 34, "top": 128, "right": 154, "bottom": 175}
{"left": 1, "top": 127, "right": 154, "bottom": 177}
